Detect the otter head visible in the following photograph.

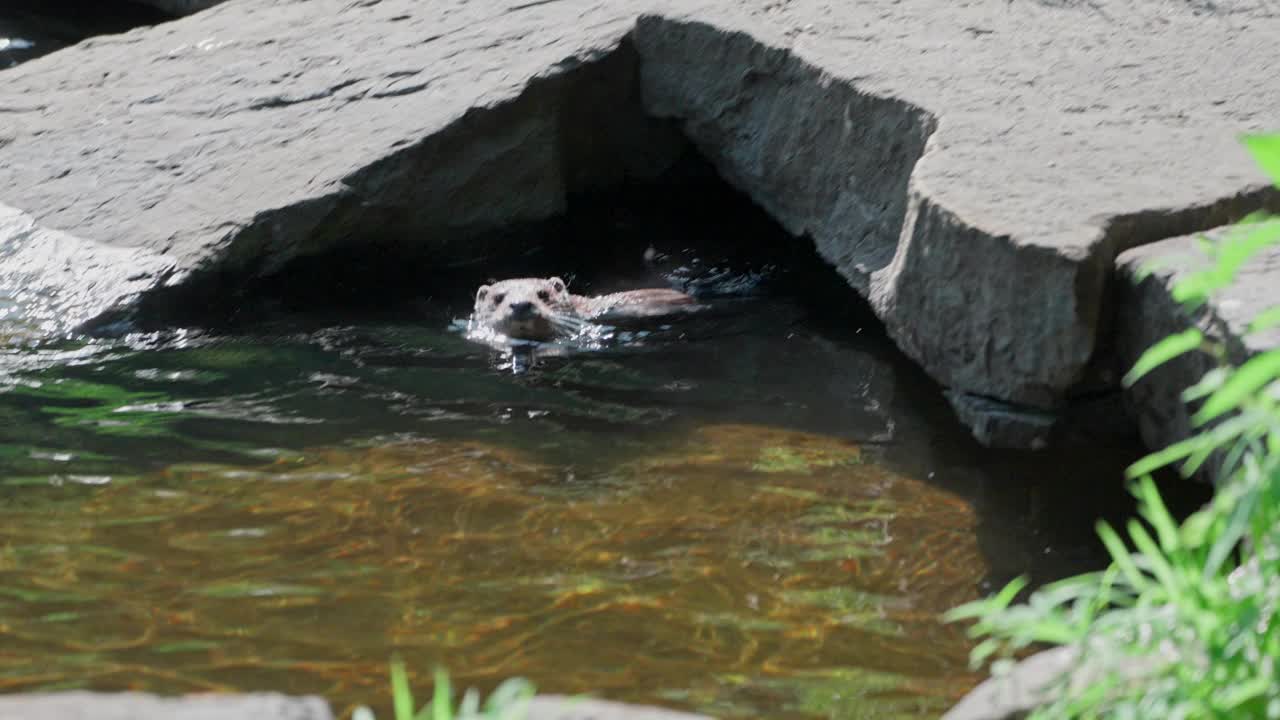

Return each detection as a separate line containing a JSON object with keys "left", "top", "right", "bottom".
{"left": 472, "top": 277, "right": 575, "bottom": 341}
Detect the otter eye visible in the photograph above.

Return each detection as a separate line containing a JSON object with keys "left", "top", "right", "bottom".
{"left": 492, "top": 293, "right": 505, "bottom": 306}
{"left": 537, "top": 290, "right": 551, "bottom": 302}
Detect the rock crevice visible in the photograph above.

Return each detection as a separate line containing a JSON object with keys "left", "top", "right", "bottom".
{"left": 0, "top": 0, "right": 1276, "bottom": 448}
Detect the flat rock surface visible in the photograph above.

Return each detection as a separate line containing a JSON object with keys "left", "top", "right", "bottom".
{"left": 0, "top": 692, "right": 333, "bottom": 720}
{"left": 0, "top": 693, "right": 710, "bottom": 720}
{"left": 0, "top": 0, "right": 1277, "bottom": 439}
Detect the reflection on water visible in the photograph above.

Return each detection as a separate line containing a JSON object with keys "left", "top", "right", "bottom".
{"left": 0, "top": 294, "right": 1150, "bottom": 719}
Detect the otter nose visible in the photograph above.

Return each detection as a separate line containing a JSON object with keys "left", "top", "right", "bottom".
{"left": 509, "top": 300, "right": 535, "bottom": 318}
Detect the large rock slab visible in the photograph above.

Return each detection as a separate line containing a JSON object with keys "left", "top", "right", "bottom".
{"left": 1116, "top": 223, "right": 1280, "bottom": 471}
{"left": 0, "top": 692, "right": 333, "bottom": 720}
{"left": 0, "top": 693, "right": 713, "bottom": 720}
{"left": 0, "top": 0, "right": 1277, "bottom": 443}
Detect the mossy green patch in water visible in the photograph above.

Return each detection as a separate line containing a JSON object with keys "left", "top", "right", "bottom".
{"left": 751, "top": 445, "right": 862, "bottom": 474}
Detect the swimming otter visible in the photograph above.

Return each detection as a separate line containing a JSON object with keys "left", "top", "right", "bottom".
{"left": 470, "top": 277, "right": 696, "bottom": 341}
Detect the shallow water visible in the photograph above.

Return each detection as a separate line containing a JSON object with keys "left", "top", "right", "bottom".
{"left": 0, "top": 288, "right": 1150, "bottom": 719}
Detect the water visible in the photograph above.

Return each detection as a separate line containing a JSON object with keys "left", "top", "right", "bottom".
{"left": 0, "top": 273, "right": 1160, "bottom": 719}
{"left": 0, "top": 0, "right": 168, "bottom": 69}
{"left": 0, "top": 95, "right": 1166, "bottom": 713}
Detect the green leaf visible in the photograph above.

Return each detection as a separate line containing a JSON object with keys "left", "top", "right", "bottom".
{"left": 1243, "top": 133, "right": 1280, "bottom": 185}
{"left": 1180, "top": 367, "right": 1227, "bottom": 403}
{"left": 1217, "top": 673, "right": 1270, "bottom": 708}
{"left": 1193, "top": 349, "right": 1280, "bottom": 425}
{"left": 1097, "top": 522, "right": 1149, "bottom": 591}
{"left": 484, "top": 677, "right": 535, "bottom": 718}
{"left": 429, "top": 667, "right": 452, "bottom": 720}
{"left": 1125, "top": 520, "right": 1180, "bottom": 601}
{"left": 1134, "top": 476, "right": 1180, "bottom": 553}
{"left": 1172, "top": 219, "right": 1280, "bottom": 305}
{"left": 1124, "top": 329, "right": 1204, "bottom": 386}
{"left": 391, "top": 659, "right": 416, "bottom": 720}
{"left": 970, "top": 637, "right": 1004, "bottom": 669}
{"left": 1248, "top": 305, "right": 1280, "bottom": 335}
{"left": 1127, "top": 434, "right": 1209, "bottom": 478}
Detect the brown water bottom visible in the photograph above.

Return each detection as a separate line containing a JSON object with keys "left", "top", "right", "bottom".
{"left": 0, "top": 299, "right": 1159, "bottom": 719}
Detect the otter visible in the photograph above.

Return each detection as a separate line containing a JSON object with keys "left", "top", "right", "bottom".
{"left": 470, "top": 277, "right": 696, "bottom": 342}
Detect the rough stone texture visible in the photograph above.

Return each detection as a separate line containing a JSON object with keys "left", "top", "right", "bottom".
{"left": 0, "top": 693, "right": 710, "bottom": 720}
{"left": 0, "top": 202, "right": 171, "bottom": 335}
{"left": 0, "top": 0, "right": 1277, "bottom": 444}
{"left": 1116, "top": 224, "right": 1280, "bottom": 472}
{"left": 0, "top": 692, "right": 334, "bottom": 720}
{"left": 941, "top": 647, "right": 1074, "bottom": 720}
{"left": 527, "top": 696, "right": 712, "bottom": 720}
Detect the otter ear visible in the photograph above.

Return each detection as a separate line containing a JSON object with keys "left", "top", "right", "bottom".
{"left": 549, "top": 277, "right": 566, "bottom": 294}
{"left": 475, "top": 285, "right": 490, "bottom": 303}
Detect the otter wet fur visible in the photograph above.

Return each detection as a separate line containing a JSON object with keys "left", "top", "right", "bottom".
{"left": 470, "top": 277, "right": 696, "bottom": 342}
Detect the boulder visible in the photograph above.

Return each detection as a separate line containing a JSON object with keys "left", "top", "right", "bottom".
{"left": 1116, "top": 223, "right": 1280, "bottom": 475}
{"left": 941, "top": 647, "right": 1074, "bottom": 720}
{"left": 0, "top": 692, "right": 333, "bottom": 720}
{"left": 0, "top": 0, "right": 1277, "bottom": 446}
{"left": 0, "top": 692, "right": 714, "bottom": 720}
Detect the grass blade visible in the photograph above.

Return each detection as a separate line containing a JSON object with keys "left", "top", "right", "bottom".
{"left": 1123, "top": 329, "right": 1204, "bottom": 386}
{"left": 391, "top": 660, "right": 416, "bottom": 720}
{"left": 1243, "top": 133, "right": 1280, "bottom": 185}
{"left": 1248, "top": 305, "right": 1280, "bottom": 335}
{"left": 429, "top": 667, "right": 452, "bottom": 720}
{"left": 1193, "top": 349, "right": 1280, "bottom": 425}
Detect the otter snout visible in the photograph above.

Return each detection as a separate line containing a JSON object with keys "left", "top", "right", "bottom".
{"left": 508, "top": 301, "right": 536, "bottom": 319}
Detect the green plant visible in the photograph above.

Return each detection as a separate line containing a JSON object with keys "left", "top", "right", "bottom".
{"left": 353, "top": 661, "right": 536, "bottom": 720}
{"left": 945, "top": 133, "right": 1280, "bottom": 718}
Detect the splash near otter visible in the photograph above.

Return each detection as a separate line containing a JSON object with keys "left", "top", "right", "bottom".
{"left": 466, "top": 277, "right": 697, "bottom": 346}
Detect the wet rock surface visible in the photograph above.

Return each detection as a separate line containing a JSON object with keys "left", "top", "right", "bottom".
{"left": 0, "top": 0, "right": 1277, "bottom": 446}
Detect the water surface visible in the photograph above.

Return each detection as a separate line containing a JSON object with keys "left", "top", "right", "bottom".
{"left": 0, "top": 290, "right": 1145, "bottom": 719}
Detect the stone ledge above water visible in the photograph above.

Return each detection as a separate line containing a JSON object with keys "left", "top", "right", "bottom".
{"left": 0, "top": 692, "right": 335, "bottom": 720}
{"left": 1117, "top": 224, "right": 1280, "bottom": 478}
{"left": 0, "top": 692, "right": 715, "bottom": 720}
{"left": 0, "top": 0, "right": 1277, "bottom": 449}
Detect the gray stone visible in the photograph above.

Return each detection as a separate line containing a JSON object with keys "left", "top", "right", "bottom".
{"left": 527, "top": 696, "right": 712, "bottom": 720}
{"left": 0, "top": 692, "right": 334, "bottom": 720}
{"left": 0, "top": 693, "right": 709, "bottom": 720}
{"left": 1116, "top": 223, "right": 1280, "bottom": 475}
{"left": 0, "top": 202, "right": 172, "bottom": 337}
{"left": 0, "top": 0, "right": 1277, "bottom": 445}
{"left": 941, "top": 647, "right": 1074, "bottom": 720}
